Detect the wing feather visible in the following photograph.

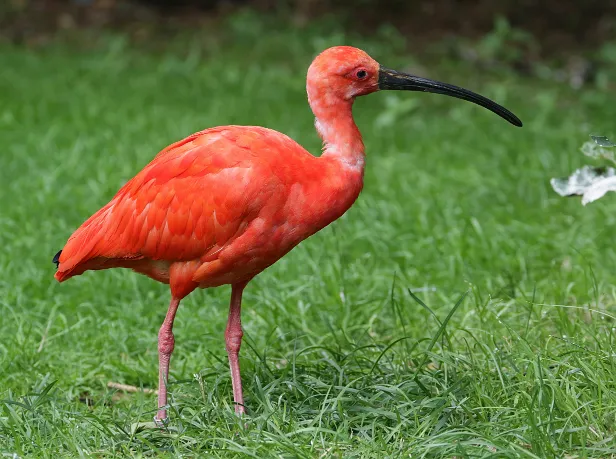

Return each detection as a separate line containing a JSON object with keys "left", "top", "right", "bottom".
{"left": 56, "top": 127, "right": 281, "bottom": 279}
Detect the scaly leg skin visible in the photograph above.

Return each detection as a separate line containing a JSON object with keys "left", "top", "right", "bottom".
{"left": 154, "top": 296, "right": 181, "bottom": 425}
{"left": 226, "top": 282, "right": 248, "bottom": 415}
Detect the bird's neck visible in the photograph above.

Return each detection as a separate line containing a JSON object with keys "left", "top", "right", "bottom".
{"left": 313, "top": 98, "right": 366, "bottom": 173}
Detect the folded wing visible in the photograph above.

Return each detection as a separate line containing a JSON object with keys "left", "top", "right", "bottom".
{"left": 55, "top": 127, "right": 283, "bottom": 281}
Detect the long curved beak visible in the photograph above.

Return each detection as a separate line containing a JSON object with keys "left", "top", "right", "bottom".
{"left": 378, "top": 66, "right": 523, "bottom": 127}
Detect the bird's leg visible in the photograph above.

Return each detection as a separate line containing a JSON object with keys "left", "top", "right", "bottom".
{"left": 226, "top": 282, "right": 248, "bottom": 415}
{"left": 155, "top": 296, "right": 181, "bottom": 424}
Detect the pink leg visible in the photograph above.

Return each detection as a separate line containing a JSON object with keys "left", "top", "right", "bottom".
{"left": 155, "top": 296, "right": 181, "bottom": 424}
{"left": 226, "top": 282, "right": 248, "bottom": 415}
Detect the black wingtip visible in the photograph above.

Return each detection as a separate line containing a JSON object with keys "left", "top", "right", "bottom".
{"left": 53, "top": 250, "right": 62, "bottom": 268}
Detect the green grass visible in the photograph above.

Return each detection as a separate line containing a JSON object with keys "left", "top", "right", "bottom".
{"left": 2, "top": 18, "right": 616, "bottom": 458}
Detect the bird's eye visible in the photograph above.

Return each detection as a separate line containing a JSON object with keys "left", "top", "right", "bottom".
{"left": 356, "top": 69, "right": 368, "bottom": 79}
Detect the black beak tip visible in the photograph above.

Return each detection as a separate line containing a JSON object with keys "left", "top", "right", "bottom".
{"left": 511, "top": 116, "right": 523, "bottom": 128}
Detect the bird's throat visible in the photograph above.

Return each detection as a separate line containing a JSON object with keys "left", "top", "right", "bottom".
{"left": 315, "top": 102, "right": 366, "bottom": 173}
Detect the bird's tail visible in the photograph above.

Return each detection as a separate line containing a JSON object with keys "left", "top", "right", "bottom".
{"left": 53, "top": 204, "right": 112, "bottom": 282}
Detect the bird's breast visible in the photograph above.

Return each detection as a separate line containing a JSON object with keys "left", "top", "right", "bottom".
{"left": 194, "top": 169, "right": 363, "bottom": 287}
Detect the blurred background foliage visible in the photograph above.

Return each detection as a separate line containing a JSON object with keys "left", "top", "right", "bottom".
{"left": 2, "top": 0, "right": 616, "bottom": 90}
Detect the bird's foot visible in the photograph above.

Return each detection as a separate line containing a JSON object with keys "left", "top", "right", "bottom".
{"left": 153, "top": 415, "right": 169, "bottom": 429}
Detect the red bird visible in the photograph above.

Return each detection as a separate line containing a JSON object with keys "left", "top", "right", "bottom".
{"left": 53, "top": 46, "right": 521, "bottom": 423}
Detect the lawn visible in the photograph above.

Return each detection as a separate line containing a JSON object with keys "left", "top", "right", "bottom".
{"left": 2, "top": 18, "right": 616, "bottom": 458}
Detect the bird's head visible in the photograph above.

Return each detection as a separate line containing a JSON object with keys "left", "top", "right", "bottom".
{"left": 307, "top": 46, "right": 522, "bottom": 127}
{"left": 307, "top": 46, "right": 380, "bottom": 106}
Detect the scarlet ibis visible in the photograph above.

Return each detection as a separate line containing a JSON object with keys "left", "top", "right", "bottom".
{"left": 53, "top": 46, "right": 522, "bottom": 423}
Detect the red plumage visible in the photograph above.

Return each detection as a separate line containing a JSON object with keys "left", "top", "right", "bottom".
{"left": 56, "top": 126, "right": 363, "bottom": 299}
